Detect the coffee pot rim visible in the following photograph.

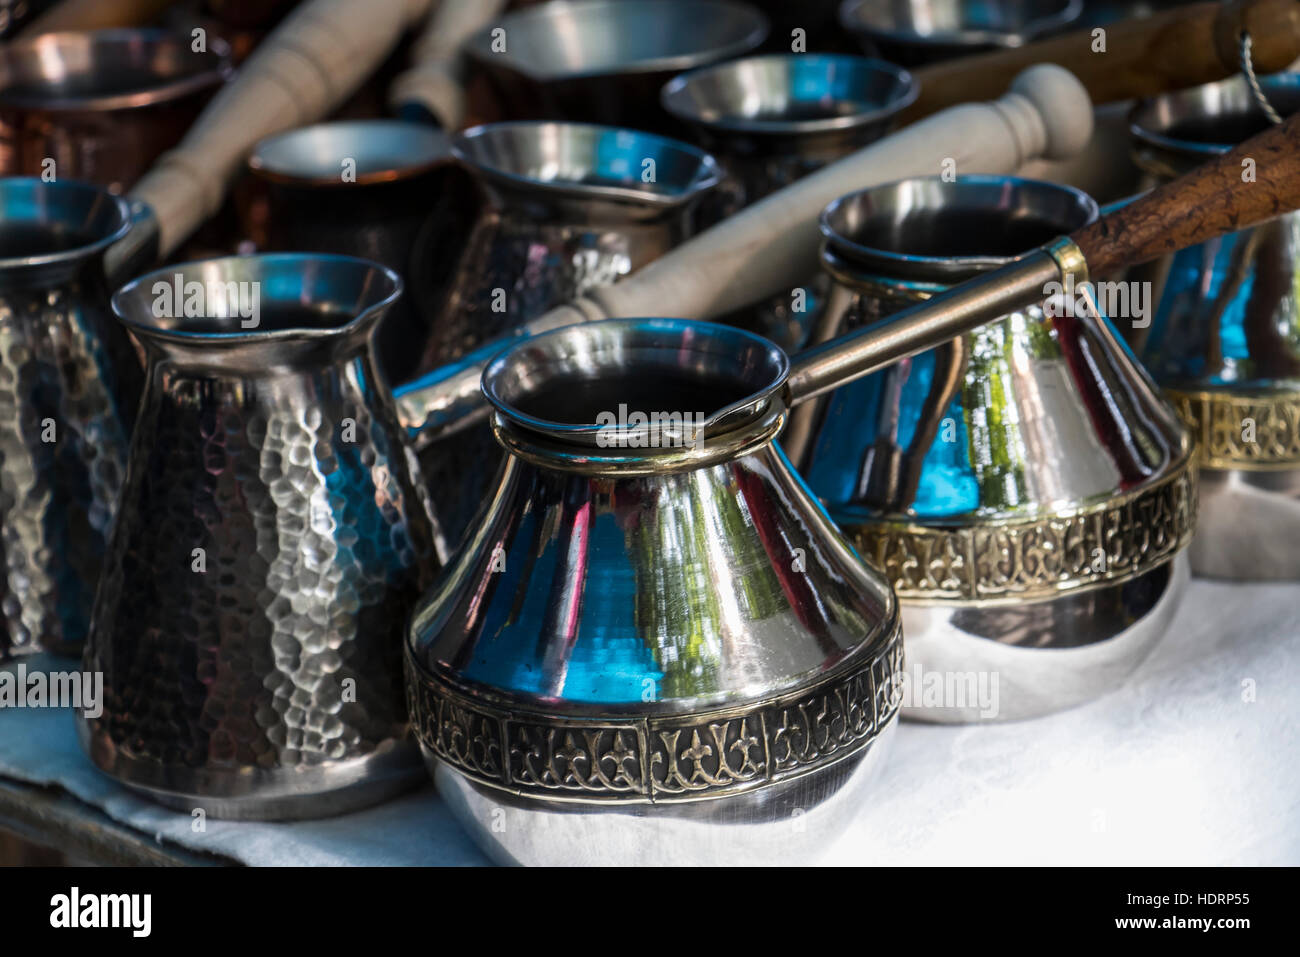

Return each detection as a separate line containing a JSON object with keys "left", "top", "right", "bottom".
{"left": 659, "top": 52, "right": 919, "bottom": 139}
{"left": 462, "top": 0, "right": 770, "bottom": 83}
{"left": 451, "top": 120, "right": 723, "bottom": 209}
{"left": 1129, "top": 73, "right": 1300, "bottom": 160}
{"left": 818, "top": 173, "right": 1099, "bottom": 280}
{"left": 480, "top": 317, "right": 791, "bottom": 472}
{"left": 0, "top": 28, "right": 233, "bottom": 114}
{"left": 837, "top": 0, "right": 1083, "bottom": 52}
{"left": 110, "top": 252, "right": 402, "bottom": 347}
{"left": 0, "top": 177, "right": 133, "bottom": 272}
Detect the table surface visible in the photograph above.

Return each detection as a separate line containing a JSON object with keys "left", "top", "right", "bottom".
{"left": 1, "top": 579, "right": 1297, "bottom": 866}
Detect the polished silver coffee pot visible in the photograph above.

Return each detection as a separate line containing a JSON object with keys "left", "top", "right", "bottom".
{"left": 407, "top": 318, "right": 905, "bottom": 866}
{"left": 416, "top": 120, "right": 721, "bottom": 546}
{"left": 1127, "top": 74, "right": 1300, "bottom": 580}
{"left": 81, "top": 254, "right": 441, "bottom": 819}
{"left": 791, "top": 176, "right": 1194, "bottom": 723}
{"left": 0, "top": 177, "right": 143, "bottom": 660}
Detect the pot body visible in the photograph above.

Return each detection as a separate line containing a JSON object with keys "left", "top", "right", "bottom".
{"left": 407, "top": 444, "right": 903, "bottom": 865}
{"left": 800, "top": 176, "right": 1196, "bottom": 722}
{"left": 0, "top": 30, "right": 232, "bottom": 192}
{"left": 0, "top": 178, "right": 139, "bottom": 660}
{"left": 1127, "top": 75, "right": 1300, "bottom": 580}
{"left": 79, "top": 255, "right": 439, "bottom": 819}
{"left": 415, "top": 123, "right": 719, "bottom": 549}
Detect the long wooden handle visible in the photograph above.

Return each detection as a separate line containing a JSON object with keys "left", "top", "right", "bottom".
{"left": 901, "top": 0, "right": 1300, "bottom": 123}
{"left": 388, "top": 0, "right": 507, "bottom": 128}
{"left": 123, "top": 0, "right": 435, "bottom": 260}
{"left": 1073, "top": 111, "right": 1300, "bottom": 275}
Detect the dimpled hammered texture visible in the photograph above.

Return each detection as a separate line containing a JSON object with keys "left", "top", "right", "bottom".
{"left": 0, "top": 273, "right": 134, "bottom": 659}
{"left": 82, "top": 347, "right": 439, "bottom": 815}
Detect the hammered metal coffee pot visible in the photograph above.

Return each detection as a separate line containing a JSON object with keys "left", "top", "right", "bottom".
{"left": 791, "top": 176, "right": 1194, "bottom": 723}
{"left": 661, "top": 53, "right": 919, "bottom": 350}
{"left": 407, "top": 117, "right": 1300, "bottom": 860}
{"left": 0, "top": 177, "right": 144, "bottom": 660}
{"left": 416, "top": 120, "right": 722, "bottom": 547}
{"left": 81, "top": 254, "right": 441, "bottom": 819}
{"left": 1127, "top": 74, "right": 1300, "bottom": 580}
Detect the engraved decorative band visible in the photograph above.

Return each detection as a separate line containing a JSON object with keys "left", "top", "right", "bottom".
{"left": 1167, "top": 388, "right": 1300, "bottom": 470}
{"left": 844, "top": 457, "right": 1197, "bottom": 602}
{"left": 405, "top": 621, "right": 902, "bottom": 804}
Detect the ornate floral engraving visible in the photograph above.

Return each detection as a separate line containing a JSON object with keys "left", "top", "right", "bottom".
{"left": 405, "top": 620, "right": 902, "bottom": 803}
{"left": 1168, "top": 389, "right": 1300, "bottom": 469}
{"left": 650, "top": 719, "right": 766, "bottom": 795}
{"left": 511, "top": 725, "right": 646, "bottom": 795}
{"left": 407, "top": 677, "right": 504, "bottom": 783}
{"left": 848, "top": 461, "right": 1197, "bottom": 601}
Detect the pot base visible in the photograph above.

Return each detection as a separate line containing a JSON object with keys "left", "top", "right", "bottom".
{"left": 899, "top": 555, "right": 1187, "bottom": 723}
{"left": 77, "top": 718, "right": 425, "bottom": 821}
{"left": 1188, "top": 468, "right": 1300, "bottom": 581}
{"left": 427, "top": 720, "right": 896, "bottom": 866}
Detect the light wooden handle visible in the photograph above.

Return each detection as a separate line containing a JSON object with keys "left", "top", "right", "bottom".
{"left": 125, "top": 0, "right": 435, "bottom": 259}
{"left": 579, "top": 64, "right": 1091, "bottom": 325}
{"left": 387, "top": 0, "right": 507, "bottom": 128}
{"left": 901, "top": 0, "right": 1300, "bottom": 123}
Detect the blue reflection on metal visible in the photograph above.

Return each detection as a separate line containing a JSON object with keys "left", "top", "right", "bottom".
{"left": 1141, "top": 229, "right": 1297, "bottom": 387}
{"left": 460, "top": 509, "right": 663, "bottom": 703}
{"left": 804, "top": 349, "right": 979, "bottom": 518}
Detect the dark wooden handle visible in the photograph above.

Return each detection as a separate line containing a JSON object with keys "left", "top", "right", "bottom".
{"left": 1072, "top": 111, "right": 1300, "bottom": 276}
{"left": 900, "top": 0, "right": 1300, "bottom": 122}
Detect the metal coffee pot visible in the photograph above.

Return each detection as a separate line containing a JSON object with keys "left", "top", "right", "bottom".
{"left": 407, "top": 318, "right": 906, "bottom": 866}
{"left": 790, "top": 176, "right": 1195, "bottom": 723}
{"left": 405, "top": 118, "right": 1300, "bottom": 859}
{"left": 416, "top": 120, "right": 722, "bottom": 547}
{"left": 81, "top": 254, "right": 441, "bottom": 819}
{"left": 1127, "top": 74, "right": 1300, "bottom": 580}
{"left": 661, "top": 53, "right": 918, "bottom": 349}
{"left": 243, "top": 119, "right": 473, "bottom": 384}
{"left": 0, "top": 29, "right": 232, "bottom": 192}
{"left": 0, "top": 177, "right": 144, "bottom": 660}
{"left": 838, "top": 0, "right": 1083, "bottom": 66}
{"left": 463, "top": 0, "right": 769, "bottom": 131}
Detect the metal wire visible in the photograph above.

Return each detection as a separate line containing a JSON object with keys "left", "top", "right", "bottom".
{"left": 1240, "top": 29, "right": 1284, "bottom": 125}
